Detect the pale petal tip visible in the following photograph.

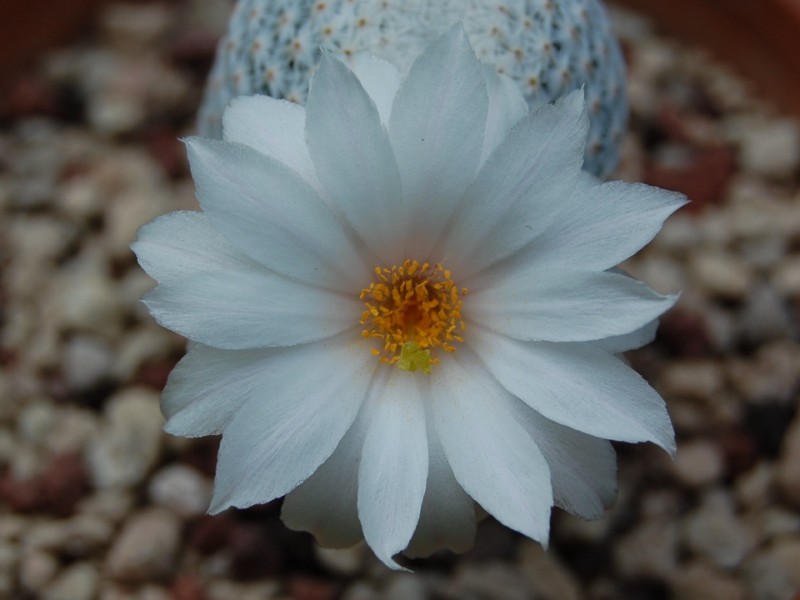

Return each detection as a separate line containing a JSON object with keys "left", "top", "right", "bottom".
{"left": 206, "top": 492, "right": 229, "bottom": 516}
{"left": 160, "top": 415, "right": 211, "bottom": 439}
{"left": 556, "top": 87, "right": 588, "bottom": 118}
{"left": 657, "top": 426, "right": 678, "bottom": 458}
{"left": 641, "top": 406, "right": 677, "bottom": 457}
{"left": 376, "top": 550, "right": 412, "bottom": 572}
{"left": 412, "top": 22, "right": 476, "bottom": 72}
{"left": 662, "top": 291, "right": 681, "bottom": 314}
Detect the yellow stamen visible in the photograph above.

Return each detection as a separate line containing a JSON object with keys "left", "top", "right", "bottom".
{"left": 359, "top": 260, "right": 467, "bottom": 372}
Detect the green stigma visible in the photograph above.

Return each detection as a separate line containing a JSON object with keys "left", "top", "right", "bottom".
{"left": 397, "top": 341, "right": 434, "bottom": 374}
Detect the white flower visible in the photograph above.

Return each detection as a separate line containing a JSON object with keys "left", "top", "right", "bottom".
{"left": 133, "top": 28, "right": 685, "bottom": 569}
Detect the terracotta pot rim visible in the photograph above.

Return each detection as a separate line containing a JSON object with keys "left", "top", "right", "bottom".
{"left": 610, "top": 0, "right": 800, "bottom": 116}
{"left": 3, "top": 0, "right": 800, "bottom": 117}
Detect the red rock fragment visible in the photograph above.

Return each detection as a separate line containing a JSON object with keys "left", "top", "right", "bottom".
{"left": 145, "top": 128, "right": 189, "bottom": 180}
{"left": 288, "top": 577, "right": 337, "bottom": 600}
{"left": 171, "top": 574, "right": 207, "bottom": 600}
{"left": 645, "top": 145, "right": 736, "bottom": 212}
{"left": 40, "top": 452, "right": 91, "bottom": 517}
{"left": 0, "top": 452, "right": 90, "bottom": 516}
{"left": 180, "top": 437, "right": 220, "bottom": 478}
{"left": 1, "top": 74, "right": 57, "bottom": 119}
{"left": 167, "top": 31, "right": 219, "bottom": 79}
{"left": 657, "top": 308, "right": 713, "bottom": 357}
{"left": 0, "top": 472, "right": 44, "bottom": 512}
{"left": 132, "top": 356, "right": 180, "bottom": 391}
{"left": 229, "top": 523, "right": 283, "bottom": 579}
{"left": 187, "top": 514, "right": 233, "bottom": 555}
{"left": 720, "top": 431, "right": 759, "bottom": 476}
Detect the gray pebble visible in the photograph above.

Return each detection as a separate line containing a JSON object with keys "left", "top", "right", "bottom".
{"left": 105, "top": 508, "right": 181, "bottom": 583}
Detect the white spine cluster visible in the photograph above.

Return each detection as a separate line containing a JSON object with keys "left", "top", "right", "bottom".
{"left": 198, "top": 0, "right": 627, "bottom": 177}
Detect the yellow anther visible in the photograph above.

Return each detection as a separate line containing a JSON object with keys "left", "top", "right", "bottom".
{"left": 359, "top": 260, "right": 467, "bottom": 372}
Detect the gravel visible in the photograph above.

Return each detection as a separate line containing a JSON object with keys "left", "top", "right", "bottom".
{"left": 0, "top": 1, "right": 799, "bottom": 598}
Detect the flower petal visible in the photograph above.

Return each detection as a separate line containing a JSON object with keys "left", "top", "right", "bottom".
{"left": 358, "top": 371, "right": 428, "bottom": 570}
{"left": 508, "top": 401, "right": 618, "bottom": 519}
{"left": 132, "top": 210, "right": 253, "bottom": 284}
{"left": 306, "top": 52, "right": 405, "bottom": 264}
{"left": 404, "top": 414, "right": 476, "bottom": 558}
{"left": 468, "top": 268, "right": 676, "bottom": 343}
{"left": 143, "top": 268, "right": 359, "bottom": 349}
{"left": 161, "top": 342, "right": 280, "bottom": 437}
{"left": 597, "top": 319, "right": 659, "bottom": 354}
{"left": 468, "top": 325, "right": 675, "bottom": 453}
{"left": 479, "top": 66, "right": 528, "bottom": 167}
{"left": 509, "top": 180, "right": 688, "bottom": 273}
{"left": 222, "top": 95, "right": 320, "bottom": 190}
{"left": 186, "top": 137, "right": 366, "bottom": 291}
{"left": 348, "top": 53, "right": 402, "bottom": 126}
{"left": 440, "top": 90, "right": 587, "bottom": 278}
{"left": 431, "top": 351, "right": 553, "bottom": 545}
{"left": 389, "top": 26, "right": 488, "bottom": 257}
{"left": 208, "top": 335, "right": 374, "bottom": 513}
{"left": 281, "top": 400, "right": 372, "bottom": 549}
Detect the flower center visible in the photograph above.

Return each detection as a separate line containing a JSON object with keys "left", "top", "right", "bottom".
{"left": 360, "top": 260, "right": 467, "bottom": 373}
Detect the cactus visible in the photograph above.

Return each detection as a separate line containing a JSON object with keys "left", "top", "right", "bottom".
{"left": 198, "top": 0, "right": 627, "bottom": 177}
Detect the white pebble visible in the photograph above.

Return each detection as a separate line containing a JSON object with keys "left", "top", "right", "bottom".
{"left": 735, "top": 463, "right": 774, "bottom": 510}
{"left": 206, "top": 580, "right": 281, "bottom": 600}
{"left": 17, "top": 400, "right": 58, "bottom": 446}
{"left": 113, "top": 327, "right": 176, "bottom": 381}
{"left": 23, "top": 521, "right": 71, "bottom": 554}
{"left": 103, "top": 188, "right": 168, "bottom": 259}
{"left": 658, "top": 360, "right": 724, "bottom": 400}
{"left": 776, "top": 410, "right": 800, "bottom": 508}
{"left": 0, "top": 515, "right": 29, "bottom": 543}
{"left": 87, "top": 387, "right": 164, "bottom": 489}
{"left": 63, "top": 514, "right": 115, "bottom": 557}
{"left": 58, "top": 178, "right": 104, "bottom": 222}
{"left": 443, "top": 563, "right": 529, "bottom": 600}
{"left": 41, "top": 562, "right": 99, "bottom": 600}
{"left": 44, "top": 408, "right": 99, "bottom": 455}
{"left": 88, "top": 94, "right": 146, "bottom": 136}
{"left": 652, "top": 213, "right": 701, "bottom": 252}
{"left": 771, "top": 255, "right": 800, "bottom": 296}
{"left": 673, "top": 440, "right": 724, "bottom": 488}
{"left": 614, "top": 518, "right": 678, "bottom": 579}
{"left": 682, "top": 491, "right": 755, "bottom": 568}
{"left": 78, "top": 489, "right": 135, "bottom": 524}
{"left": 46, "top": 251, "right": 121, "bottom": 337}
{"left": 105, "top": 508, "right": 181, "bottom": 583}
{"left": 19, "top": 551, "right": 59, "bottom": 593}
{"left": 743, "top": 540, "right": 800, "bottom": 600}
{"left": 670, "top": 561, "right": 745, "bottom": 600}
{"left": 0, "top": 542, "right": 18, "bottom": 573}
{"left": 148, "top": 464, "right": 212, "bottom": 518}
{"left": 741, "top": 284, "right": 793, "bottom": 344}
{"left": 383, "top": 573, "right": 430, "bottom": 600}
{"left": 749, "top": 507, "right": 800, "bottom": 543}
{"left": 736, "top": 118, "right": 800, "bottom": 179}
{"left": 101, "top": 3, "right": 173, "bottom": 52}
{"left": 0, "top": 429, "right": 16, "bottom": 464}
{"left": 64, "top": 335, "right": 114, "bottom": 391}
{"left": 727, "top": 341, "right": 800, "bottom": 404}
{"left": 517, "top": 541, "right": 582, "bottom": 600}
{"left": 315, "top": 543, "right": 365, "bottom": 577}
{"left": 689, "top": 252, "right": 753, "bottom": 299}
